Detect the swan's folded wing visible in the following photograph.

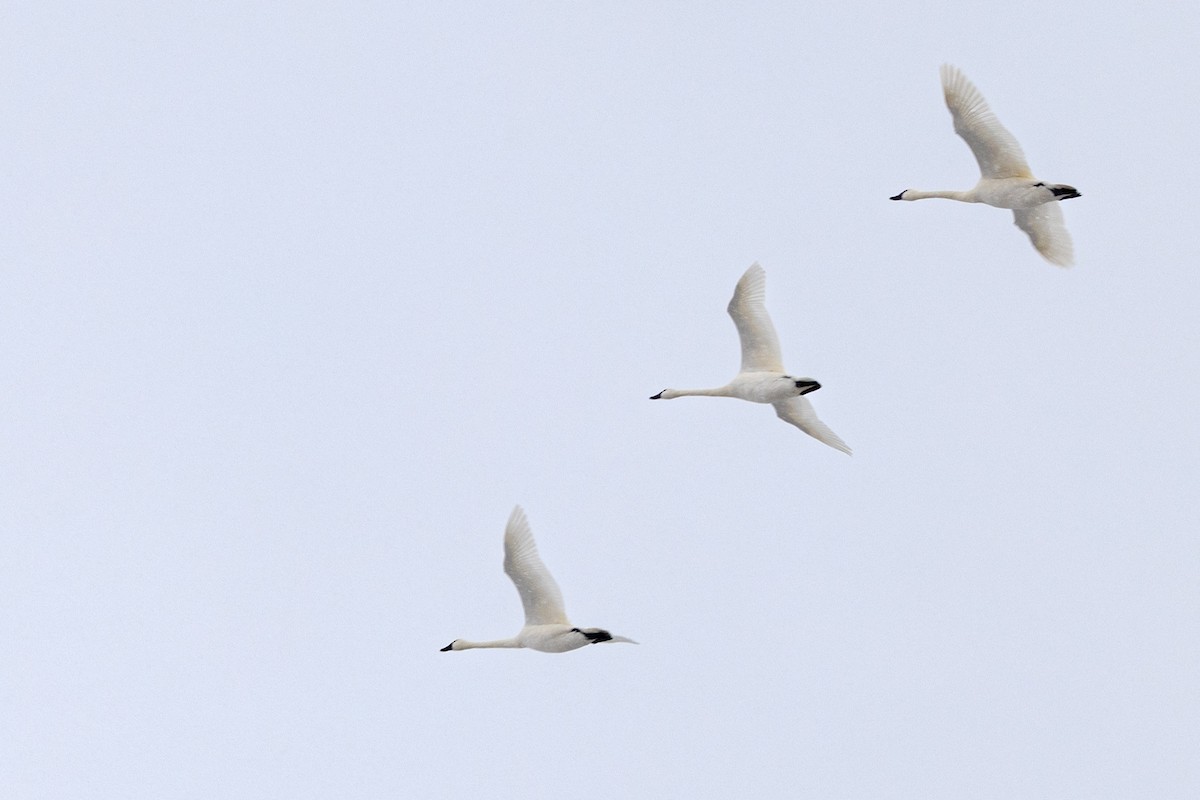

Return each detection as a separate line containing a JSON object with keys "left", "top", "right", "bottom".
{"left": 1013, "top": 204, "right": 1074, "bottom": 267}
{"left": 773, "top": 396, "right": 852, "bottom": 455}
{"left": 940, "top": 64, "right": 1032, "bottom": 180}
{"left": 503, "top": 506, "right": 570, "bottom": 626}
{"left": 727, "top": 263, "right": 785, "bottom": 373}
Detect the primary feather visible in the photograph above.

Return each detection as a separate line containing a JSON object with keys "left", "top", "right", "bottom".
{"left": 728, "top": 264, "right": 784, "bottom": 373}
{"left": 503, "top": 506, "right": 568, "bottom": 626}
{"left": 1013, "top": 204, "right": 1074, "bottom": 268}
{"left": 941, "top": 64, "right": 1032, "bottom": 180}
{"left": 773, "top": 396, "right": 852, "bottom": 456}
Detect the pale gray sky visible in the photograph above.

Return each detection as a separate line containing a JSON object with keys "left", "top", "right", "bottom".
{"left": 4, "top": 2, "right": 1199, "bottom": 798}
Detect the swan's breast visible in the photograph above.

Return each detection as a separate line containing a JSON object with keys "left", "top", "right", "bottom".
{"left": 973, "top": 179, "right": 1056, "bottom": 209}
{"left": 518, "top": 624, "right": 588, "bottom": 653}
{"left": 730, "top": 372, "right": 804, "bottom": 404}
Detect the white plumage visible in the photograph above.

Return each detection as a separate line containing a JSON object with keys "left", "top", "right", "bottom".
{"left": 650, "top": 263, "right": 851, "bottom": 455}
{"left": 891, "top": 64, "right": 1081, "bottom": 267}
{"left": 440, "top": 507, "right": 637, "bottom": 653}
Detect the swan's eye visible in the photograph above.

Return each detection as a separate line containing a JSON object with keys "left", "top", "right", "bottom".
{"left": 1033, "top": 182, "right": 1045, "bottom": 187}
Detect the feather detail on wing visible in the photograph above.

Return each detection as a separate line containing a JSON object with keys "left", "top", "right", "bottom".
{"left": 1013, "top": 204, "right": 1074, "bottom": 267}
{"left": 727, "top": 263, "right": 784, "bottom": 373}
{"left": 940, "top": 64, "right": 1032, "bottom": 180}
{"left": 503, "top": 506, "right": 570, "bottom": 626}
{"left": 773, "top": 396, "right": 852, "bottom": 455}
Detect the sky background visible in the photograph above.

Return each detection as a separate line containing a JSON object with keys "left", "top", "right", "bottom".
{"left": 4, "top": 2, "right": 1199, "bottom": 798}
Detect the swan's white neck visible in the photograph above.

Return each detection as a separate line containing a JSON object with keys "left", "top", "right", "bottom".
{"left": 657, "top": 386, "right": 734, "bottom": 399}
{"left": 449, "top": 638, "right": 523, "bottom": 650}
{"left": 898, "top": 188, "right": 976, "bottom": 202}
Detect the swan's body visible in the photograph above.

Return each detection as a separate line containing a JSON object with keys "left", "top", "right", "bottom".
{"left": 440, "top": 506, "right": 636, "bottom": 654}
{"left": 891, "top": 64, "right": 1080, "bottom": 267}
{"left": 650, "top": 263, "right": 851, "bottom": 455}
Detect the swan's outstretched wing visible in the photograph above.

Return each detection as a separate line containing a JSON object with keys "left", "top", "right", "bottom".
{"left": 773, "top": 396, "right": 852, "bottom": 455}
{"left": 941, "top": 64, "right": 1032, "bottom": 180}
{"left": 503, "top": 506, "right": 569, "bottom": 626}
{"left": 1013, "top": 204, "right": 1074, "bottom": 267}
{"left": 727, "top": 263, "right": 784, "bottom": 373}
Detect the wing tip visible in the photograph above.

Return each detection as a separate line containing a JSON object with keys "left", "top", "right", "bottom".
{"left": 824, "top": 437, "right": 853, "bottom": 456}
{"left": 1014, "top": 207, "right": 1075, "bottom": 268}
{"left": 504, "top": 505, "right": 534, "bottom": 552}
{"left": 505, "top": 505, "right": 530, "bottom": 537}
{"left": 1033, "top": 241, "right": 1075, "bottom": 268}
{"left": 739, "top": 262, "right": 766, "bottom": 289}
{"left": 939, "top": 63, "right": 964, "bottom": 92}
{"left": 729, "top": 262, "right": 769, "bottom": 314}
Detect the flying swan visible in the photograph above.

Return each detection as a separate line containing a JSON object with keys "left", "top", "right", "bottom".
{"left": 890, "top": 64, "right": 1081, "bottom": 267}
{"left": 440, "top": 506, "right": 637, "bottom": 653}
{"left": 650, "top": 263, "right": 851, "bottom": 455}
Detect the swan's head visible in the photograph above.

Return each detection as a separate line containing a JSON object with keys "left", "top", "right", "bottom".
{"left": 790, "top": 377, "right": 821, "bottom": 395}
{"left": 440, "top": 640, "right": 458, "bottom": 652}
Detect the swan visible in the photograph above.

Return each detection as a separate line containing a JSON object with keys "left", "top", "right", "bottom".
{"left": 440, "top": 506, "right": 637, "bottom": 653}
{"left": 890, "top": 64, "right": 1080, "bottom": 267}
{"left": 650, "top": 263, "right": 851, "bottom": 455}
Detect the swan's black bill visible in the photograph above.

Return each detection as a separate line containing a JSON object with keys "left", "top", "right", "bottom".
{"left": 796, "top": 380, "right": 821, "bottom": 395}
{"left": 649, "top": 391, "right": 664, "bottom": 400}
{"left": 889, "top": 190, "right": 907, "bottom": 201}
{"left": 440, "top": 642, "right": 454, "bottom": 652}
{"left": 1051, "top": 186, "right": 1081, "bottom": 200}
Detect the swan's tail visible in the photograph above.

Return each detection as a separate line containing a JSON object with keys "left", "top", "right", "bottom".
{"left": 574, "top": 627, "right": 638, "bottom": 645}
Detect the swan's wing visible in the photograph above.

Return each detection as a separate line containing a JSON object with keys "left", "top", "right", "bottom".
{"left": 941, "top": 64, "right": 1032, "bottom": 180}
{"left": 1013, "top": 205, "right": 1074, "bottom": 267}
{"left": 503, "top": 506, "right": 570, "bottom": 626}
{"left": 773, "top": 397, "right": 852, "bottom": 455}
{"left": 727, "top": 263, "right": 784, "bottom": 373}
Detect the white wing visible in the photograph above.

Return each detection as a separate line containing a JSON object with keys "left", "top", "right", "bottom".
{"left": 773, "top": 396, "right": 852, "bottom": 455}
{"left": 503, "top": 506, "right": 569, "bottom": 626}
{"left": 727, "top": 263, "right": 784, "bottom": 373}
{"left": 1013, "top": 204, "right": 1074, "bottom": 267}
{"left": 941, "top": 64, "right": 1032, "bottom": 180}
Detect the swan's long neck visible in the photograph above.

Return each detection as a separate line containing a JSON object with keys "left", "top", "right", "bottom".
{"left": 897, "top": 188, "right": 975, "bottom": 202}
{"left": 447, "top": 637, "right": 523, "bottom": 650}
{"left": 657, "top": 386, "right": 734, "bottom": 399}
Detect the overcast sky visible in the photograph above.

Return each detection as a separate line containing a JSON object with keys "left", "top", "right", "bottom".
{"left": 4, "top": 2, "right": 1199, "bottom": 798}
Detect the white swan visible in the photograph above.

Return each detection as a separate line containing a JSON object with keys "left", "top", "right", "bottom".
{"left": 890, "top": 64, "right": 1080, "bottom": 267}
{"left": 440, "top": 506, "right": 637, "bottom": 653}
{"left": 650, "top": 263, "right": 851, "bottom": 455}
